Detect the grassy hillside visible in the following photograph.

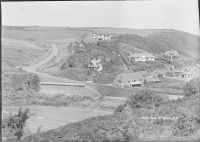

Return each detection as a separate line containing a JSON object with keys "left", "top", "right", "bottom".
{"left": 114, "top": 31, "right": 200, "bottom": 58}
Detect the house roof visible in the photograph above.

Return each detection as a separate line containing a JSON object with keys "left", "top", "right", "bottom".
{"left": 129, "top": 52, "right": 154, "bottom": 58}
{"left": 115, "top": 72, "right": 144, "bottom": 82}
{"left": 181, "top": 71, "right": 193, "bottom": 75}
{"left": 182, "top": 64, "right": 200, "bottom": 71}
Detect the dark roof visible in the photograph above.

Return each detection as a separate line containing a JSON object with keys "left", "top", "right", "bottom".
{"left": 130, "top": 52, "right": 154, "bottom": 58}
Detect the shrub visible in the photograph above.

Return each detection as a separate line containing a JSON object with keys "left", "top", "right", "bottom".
{"left": 183, "top": 79, "right": 200, "bottom": 97}
{"left": 67, "top": 56, "right": 76, "bottom": 68}
{"left": 25, "top": 74, "right": 41, "bottom": 92}
{"left": 172, "top": 114, "right": 200, "bottom": 137}
{"left": 60, "top": 62, "right": 67, "bottom": 70}
{"left": 2, "top": 107, "right": 30, "bottom": 141}
{"left": 114, "top": 104, "right": 126, "bottom": 113}
{"left": 126, "top": 89, "right": 164, "bottom": 110}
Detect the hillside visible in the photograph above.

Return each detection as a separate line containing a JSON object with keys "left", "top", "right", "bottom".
{"left": 102, "top": 30, "right": 200, "bottom": 58}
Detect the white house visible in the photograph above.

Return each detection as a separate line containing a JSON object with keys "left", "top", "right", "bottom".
{"left": 180, "top": 64, "right": 200, "bottom": 81}
{"left": 93, "top": 33, "right": 115, "bottom": 41}
{"left": 129, "top": 53, "right": 155, "bottom": 62}
{"left": 88, "top": 57, "right": 103, "bottom": 72}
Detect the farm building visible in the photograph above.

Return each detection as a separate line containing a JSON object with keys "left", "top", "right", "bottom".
{"left": 114, "top": 72, "right": 145, "bottom": 88}
{"left": 129, "top": 52, "right": 155, "bottom": 62}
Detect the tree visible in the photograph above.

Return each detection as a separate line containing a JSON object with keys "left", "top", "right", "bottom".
{"left": 183, "top": 79, "right": 200, "bottom": 97}
{"left": 164, "top": 49, "right": 179, "bottom": 61}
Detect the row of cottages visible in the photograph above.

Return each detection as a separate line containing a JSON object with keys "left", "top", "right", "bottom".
{"left": 88, "top": 57, "right": 103, "bottom": 72}
{"left": 114, "top": 72, "right": 145, "bottom": 88}
{"left": 153, "top": 64, "right": 200, "bottom": 81}
{"left": 129, "top": 52, "right": 155, "bottom": 62}
{"left": 93, "top": 33, "right": 116, "bottom": 41}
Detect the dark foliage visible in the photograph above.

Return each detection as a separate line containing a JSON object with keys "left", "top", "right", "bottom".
{"left": 172, "top": 114, "right": 200, "bottom": 137}
{"left": 183, "top": 79, "right": 200, "bottom": 97}
{"left": 126, "top": 89, "right": 164, "bottom": 110}
{"left": 2, "top": 107, "right": 30, "bottom": 141}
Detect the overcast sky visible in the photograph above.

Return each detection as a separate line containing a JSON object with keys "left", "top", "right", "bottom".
{"left": 2, "top": 0, "right": 199, "bottom": 35}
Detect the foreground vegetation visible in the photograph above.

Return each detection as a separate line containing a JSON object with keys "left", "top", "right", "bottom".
{"left": 2, "top": 108, "right": 30, "bottom": 141}
{"left": 3, "top": 80, "right": 198, "bottom": 142}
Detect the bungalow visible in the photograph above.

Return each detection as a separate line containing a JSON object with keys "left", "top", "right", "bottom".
{"left": 152, "top": 64, "right": 200, "bottom": 81}
{"left": 180, "top": 64, "right": 200, "bottom": 81}
{"left": 114, "top": 72, "right": 144, "bottom": 88}
{"left": 180, "top": 72, "right": 193, "bottom": 81}
{"left": 153, "top": 69, "right": 185, "bottom": 79}
{"left": 93, "top": 33, "right": 115, "bottom": 41}
{"left": 129, "top": 52, "right": 155, "bottom": 62}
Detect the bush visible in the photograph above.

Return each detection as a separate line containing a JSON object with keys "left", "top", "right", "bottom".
{"left": 114, "top": 104, "right": 126, "bottom": 113}
{"left": 25, "top": 74, "right": 40, "bottom": 92}
{"left": 2, "top": 107, "right": 30, "bottom": 141}
{"left": 183, "top": 79, "right": 200, "bottom": 97}
{"left": 172, "top": 114, "right": 200, "bottom": 137}
{"left": 67, "top": 56, "right": 76, "bottom": 68}
{"left": 126, "top": 89, "right": 164, "bottom": 109}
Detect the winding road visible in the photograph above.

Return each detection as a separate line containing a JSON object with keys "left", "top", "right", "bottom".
{"left": 22, "top": 43, "right": 85, "bottom": 84}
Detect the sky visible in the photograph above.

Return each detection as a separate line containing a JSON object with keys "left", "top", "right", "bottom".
{"left": 2, "top": 0, "right": 200, "bottom": 35}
